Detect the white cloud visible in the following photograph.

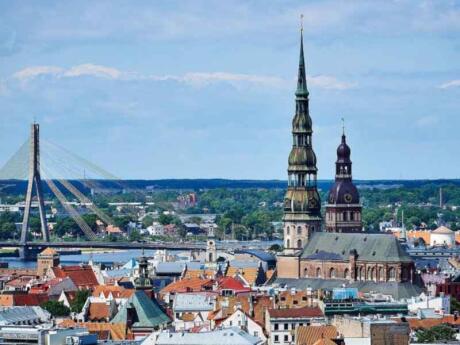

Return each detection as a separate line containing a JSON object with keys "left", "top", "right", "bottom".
{"left": 10, "top": 64, "right": 353, "bottom": 90}
{"left": 63, "top": 64, "right": 123, "bottom": 79}
{"left": 438, "top": 80, "right": 460, "bottom": 89}
{"left": 309, "top": 75, "right": 356, "bottom": 90}
{"left": 416, "top": 116, "right": 439, "bottom": 127}
{"left": 12, "top": 66, "right": 64, "bottom": 82}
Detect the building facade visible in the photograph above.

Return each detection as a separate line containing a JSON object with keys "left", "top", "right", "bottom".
{"left": 325, "top": 132, "right": 363, "bottom": 233}
{"left": 283, "top": 28, "right": 322, "bottom": 253}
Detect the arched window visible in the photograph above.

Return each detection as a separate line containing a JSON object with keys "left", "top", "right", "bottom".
{"left": 303, "top": 268, "right": 308, "bottom": 278}
{"left": 286, "top": 239, "right": 290, "bottom": 248}
{"left": 367, "top": 267, "right": 372, "bottom": 281}
{"left": 379, "top": 267, "right": 384, "bottom": 281}
{"left": 316, "top": 268, "right": 322, "bottom": 278}
{"left": 329, "top": 268, "right": 336, "bottom": 279}
{"left": 389, "top": 267, "right": 396, "bottom": 281}
{"left": 371, "top": 267, "right": 376, "bottom": 281}
{"left": 297, "top": 226, "right": 302, "bottom": 235}
{"left": 344, "top": 268, "right": 350, "bottom": 279}
{"left": 286, "top": 226, "right": 290, "bottom": 235}
{"left": 297, "top": 239, "right": 302, "bottom": 248}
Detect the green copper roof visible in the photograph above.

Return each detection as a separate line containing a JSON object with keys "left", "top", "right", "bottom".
{"left": 295, "top": 31, "right": 308, "bottom": 98}
{"left": 111, "top": 291, "right": 170, "bottom": 328}
{"left": 300, "top": 232, "right": 413, "bottom": 263}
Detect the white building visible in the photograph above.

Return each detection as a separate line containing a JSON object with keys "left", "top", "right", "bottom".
{"left": 172, "top": 293, "right": 216, "bottom": 331}
{"left": 430, "top": 226, "right": 455, "bottom": 247}
{"left": 221, "top": 309, "right": 267, "bottom": 344}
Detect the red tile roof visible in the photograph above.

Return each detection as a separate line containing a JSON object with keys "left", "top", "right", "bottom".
{"left": 268, "top": 306, "right": 324, "bottom": 319}
{"left": 52, "top": 265, "right": 99, "bottom": 289}
{"left": 217, "top": 277, "right": 251, "bottom": 294}
{"left": 88, "top": 302, "right": 111, "bottom": 321}
{"left": 160, "top": 278, "right": 214, "bottom": 295}
{"left": 13, "top": 293, "right": 49, "bottom": 306}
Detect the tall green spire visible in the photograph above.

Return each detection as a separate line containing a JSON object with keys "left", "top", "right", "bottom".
{"left": 296, "top": 25, "right": 308, "bottom": 98}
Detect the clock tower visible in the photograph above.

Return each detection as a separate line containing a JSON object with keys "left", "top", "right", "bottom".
{"left": 283, "top": 27, "right": 322, "bottom": 253}
{"left": 325, "top": 129, "right": 362, "bottom": 233}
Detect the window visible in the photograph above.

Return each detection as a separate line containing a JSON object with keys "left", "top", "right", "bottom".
{"left": 303, "top": 268, "right": 308, "bottom": 278}
{"left": 297, "top": 226, "right": 302, "bottom": 235}
{"left": 316, "top": 267, "right": 321, "bottom": 278}
{"left": 274, "top": 323, "right": 279, "bottom": 331}
{"left": 389, "top": 267, "right": 396, "bottom": 281}
{"left": 284, "top": 335, "right": 289, "bottom": 342}
{"left": 344, "top": 268, "right": 350, "bottom": 279}
{"left": 284, "top": 323, "right": 288, "bottom": 330}
{"left": 297, "top": 239, "right": 302, "bottom": 248}
{"left": 379, "top": 267, "right": 384, "bottom": 281}
{"left": 286, "top": 226, "right": 290, "bottom": 235}
{"left": 293, "top": 300, "right": 298, "bottom": 305}
{"left": 329, "top": 268, "right": 336, "bottom": 278}
{"left": 274, "top": 335, "right": 279, "bottom": 343}
{"left": 286, "top": 239, "right": 290, "bottom": 248}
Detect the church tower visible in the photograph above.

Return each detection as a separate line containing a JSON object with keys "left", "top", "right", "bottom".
{"left": 283, "top": 26, "right": 322, "bottom": 252}
{"left": 325, "top": 128, "right": 362, "bottom": 232}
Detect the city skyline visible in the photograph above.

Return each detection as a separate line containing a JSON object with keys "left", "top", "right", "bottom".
{"left": 0, "top": 1, "right": 459, "bottom": 180}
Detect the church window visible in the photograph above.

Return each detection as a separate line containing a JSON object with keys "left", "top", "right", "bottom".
{"left": 297, "top": 226, "right": 302, "bottom": 235}
{"left": 286, "top": 239, "right": 290, "bottom": 248}
{"left": 297, "top": 239, "right": 302, "bottom": 248}
{"left": 303, "top": 268, "right": 308, "bottom": 278}
{"left": 286, "top": 226, "right": 290, "bottom": 235}
{"left": 350, "top": 212, "right": 354, "bottom": 221}
{"left": 358, "top": 267, "right": 364, "bottom": 280}
{"left": 329, "top": 268, "right": 336, "bottom": 278}
{"left": 344, "top": 268, "right": 350, "bottom": 279}
{"left": 389, "top": 267, "right": 396, "bottom": 281}
{"left": 371, "top": 267, "right": 376, "bottom": 281}
{"left": 379, "top": 267, "right": 384, "bottom": 281}
{"left": 316, "top": 268, "right": 321, "bottom": 278}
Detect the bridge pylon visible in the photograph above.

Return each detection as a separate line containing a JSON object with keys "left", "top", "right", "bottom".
{"left": 20, "top": 123, "right": 49, "bottom": 249}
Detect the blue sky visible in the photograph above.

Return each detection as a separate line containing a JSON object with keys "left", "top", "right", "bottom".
{"left": 0, "top": 1, "right": 459, "bottom": 180}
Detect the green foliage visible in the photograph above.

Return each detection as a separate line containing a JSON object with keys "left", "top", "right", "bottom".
{"left": 0, "top": 212, "right": 20, "bottom": 240}
{"left": 70, "top": 289, "right": 91, "bottom": 313}
{"left": 41, "top": 300, "right": 70, "bottom": 317}
{"left": 451, "top": 297, "right": 460, "bottom": 314}
{"left": 129, "top": 229, "right": 142, "bottom": 242}
{"left": 415, "top": 324, "right": 456, "bottom": 343}
{"left": 158, "top": 214, "right": 181, "bottom": 226}
{"left": 142, "top": 215, "right": 154, "bottom": 228}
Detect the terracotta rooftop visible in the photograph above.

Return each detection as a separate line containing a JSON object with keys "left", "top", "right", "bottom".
{"left": 160, "top": 278, "right": 214, "bottom": 294}
{"left": 88, "top": 302, "right": 111, "bottom": 321}
{"left": 92, "top": 285, "right": 134, "bottom": 299}
{"left": 226, "top": 267, "right": 259, "bottom": 286}
{"left": 39, "top": 247, "right": 58, "bottom": 256}
{"left": 268, "top": 306, "right": 324, "bottom": 319}
{"left": 296, "top": 325, "right": 337, "bottom": 345}
{"left": 59, "top": 321, "right": 130, "bottom": 341}
{"left": 217, "top": 276, "right": 251, "bottom": 294}
{"left": 13, "top": 293, "right": 49, "bottom": 306}
{"left": 52, "top": 265, "right": 98, "bottom": 289}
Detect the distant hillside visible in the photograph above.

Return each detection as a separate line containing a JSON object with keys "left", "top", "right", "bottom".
{"left": 0, "top": 178, "right": 459, "bottom": 196}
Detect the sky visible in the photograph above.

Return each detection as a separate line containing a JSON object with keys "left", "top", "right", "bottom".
{"left": 0, "top": 0, "right": 459, "bottom": 180}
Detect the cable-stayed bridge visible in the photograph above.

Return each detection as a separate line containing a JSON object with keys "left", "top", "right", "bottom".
{"left": 0, "top": 123, "right": 208, "bottom": 259}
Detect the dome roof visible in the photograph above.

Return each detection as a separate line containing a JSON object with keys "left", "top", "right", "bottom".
{"left": 327, "top": 181, "right": 360, "bottom": 205}
{"left": 288, "top": 147, "right": 316, "bottom": 167}
{"left": 337, "top": 134, "right": 351, "bottom": 163}
{"left": 284, "top": 189, "right": 321, "bottom": 213}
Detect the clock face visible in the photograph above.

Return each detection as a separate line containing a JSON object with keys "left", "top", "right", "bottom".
{"left": 344, "top": 193, "right": 353, "bottom": 203}
{"left": 308, "top": 197, "right": 317, "bottom": 208}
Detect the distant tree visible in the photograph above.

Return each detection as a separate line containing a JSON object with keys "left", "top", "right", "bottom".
{"left": 415, "top": 324, "right": 456, "bottom": 343}
{"left": 269, "top": 244, "right": 282, "bottom": 252}
{"left": 70, "top": 290, "right": 91, "bottom": 313}
{"left": 158, "top": 214, "right": 174, "bottom": 225}
{"left": 142, "top": 215, "right": 154, "bottom": 228}
{"left": 129, "top": 229, "right": 142, "bottom": 242}
{"left": 41, "top": 300, "right": 70, "bottom": 317}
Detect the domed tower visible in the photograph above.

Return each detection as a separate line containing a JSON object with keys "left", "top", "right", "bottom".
{"left": 325, "top": 128, "right": 362, "bottom": 233}
{"left": 283, "top": 27, "right": 322, "bottom": 253}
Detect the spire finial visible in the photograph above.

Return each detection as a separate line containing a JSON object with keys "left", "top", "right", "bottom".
{"left": 300, "top": 14, "right": 304, "bottom": 33}
{"left": 341, "top": 117, "right": 345, "bottom": 136}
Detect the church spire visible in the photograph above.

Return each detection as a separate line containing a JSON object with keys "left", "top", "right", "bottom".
{"left": 296, "top": 15, "right": 308, "bottom": 98}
